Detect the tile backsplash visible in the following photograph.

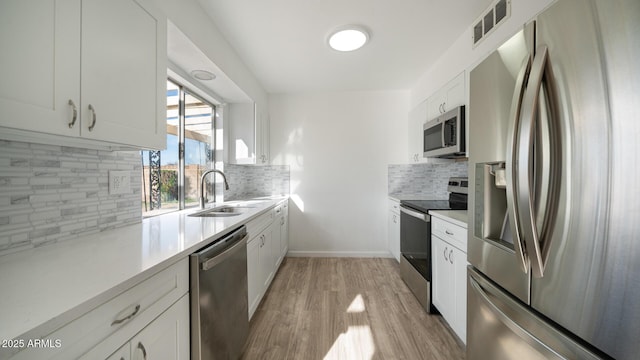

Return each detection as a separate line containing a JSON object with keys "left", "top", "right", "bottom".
{"left": 388, "top": 161, "right": 468, "bottom": 199}
{"left": 0, "top": 140, "right": 141, "bottom": 256}
{"left": 223, "top": 164, "right": 290, "bottom": 201}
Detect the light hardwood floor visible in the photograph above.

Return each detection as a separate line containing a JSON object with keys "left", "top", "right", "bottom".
{"left": 241, "top": 257, "right": 465, "bottom": 360}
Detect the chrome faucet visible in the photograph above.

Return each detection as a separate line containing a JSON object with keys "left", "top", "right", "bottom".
{"left": 199, "top": 169, "right": 230, "bottom": 209}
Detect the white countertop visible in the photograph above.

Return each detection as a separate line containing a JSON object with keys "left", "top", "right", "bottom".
{"left": 0, "top": 197, "right": 287, "bottom": 343}
{"left": 429, "top": 210, "right": 468, "bottom": 228}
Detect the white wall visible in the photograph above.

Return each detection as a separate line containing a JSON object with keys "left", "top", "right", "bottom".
{"left": 410, "top": 0, "right": 556, "bottom": 108}
{"left": 270, "top": 91, "right": 407, "bottom": 256}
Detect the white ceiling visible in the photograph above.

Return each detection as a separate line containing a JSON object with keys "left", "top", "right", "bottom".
{"left": 195, "top": 0, "right": 494, "bottom": 94}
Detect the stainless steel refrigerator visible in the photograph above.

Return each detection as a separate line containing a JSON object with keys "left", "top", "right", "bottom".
{"left": 467, "top": 0, "right": 639, "bottom": 359}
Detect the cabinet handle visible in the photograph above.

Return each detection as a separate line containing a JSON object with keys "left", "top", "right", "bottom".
{"left": 68, "top": 99, "right": 78, "bottom": 128}
{"left": 442, "top": 101, "right": 446, "bottom": 112}
{"left": 281, "top": 217, "right": 285, "bottom": 225}
{"left": 137, "top": 342, "right": 148, "bottom": 360}
{"left": 111, "top": 304, "right": 140, "bottom": 326}
{"left": 445, "top": 229, "right": 454, "bottom": 236}
{"left": 449, "top": 249, "right": 454, "bottom": 264}
{"left": 392, "top": 215, "right": 397, "bottom": 223}
{"left": 88, "top": 104, "right": 97, "bottom": 131}
{"left": 444, "top": 246, "right": 448, "bottom": 261}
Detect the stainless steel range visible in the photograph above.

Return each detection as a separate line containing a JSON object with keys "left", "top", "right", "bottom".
{"left": 399, "top": 177, "right": 467, "bottom": 313}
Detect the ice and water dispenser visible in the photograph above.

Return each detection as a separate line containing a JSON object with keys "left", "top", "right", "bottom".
{"left": 474, "top": 162, "right": 514, "bottom": 248}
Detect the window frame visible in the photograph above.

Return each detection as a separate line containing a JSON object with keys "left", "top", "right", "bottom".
{"left": 142, "top": 78, "right": 219, "bottom": 217}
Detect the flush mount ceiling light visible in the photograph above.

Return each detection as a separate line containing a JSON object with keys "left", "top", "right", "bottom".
{"left": 328, "top": 25, "right": 370, "bottom": 52}
{"left": 190, "top": 69, "right": 216, "bottom": 81}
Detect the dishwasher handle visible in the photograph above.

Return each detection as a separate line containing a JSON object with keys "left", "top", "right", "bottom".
{"left": 195, "top": 226, "right": 248, "bottom": 271}
{"left": 400, "top": 205, "right": 430, "bottom": 222}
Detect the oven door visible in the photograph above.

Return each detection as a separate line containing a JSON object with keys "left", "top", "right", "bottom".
{"left": 400, "top": 205, "right": 431, "bottom": 280}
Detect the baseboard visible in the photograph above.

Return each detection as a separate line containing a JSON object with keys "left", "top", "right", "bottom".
{"left": 286, "top": 250, "right": 394, "bottom": 258}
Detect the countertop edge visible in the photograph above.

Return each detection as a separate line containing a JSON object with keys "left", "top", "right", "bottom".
{"left": 429, "top": 210, "right": 468, "bottom": 228}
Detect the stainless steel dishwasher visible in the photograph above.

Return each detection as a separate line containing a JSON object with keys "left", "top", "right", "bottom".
{"left": 190, "top": 225, "right": 249, "bottom": 360}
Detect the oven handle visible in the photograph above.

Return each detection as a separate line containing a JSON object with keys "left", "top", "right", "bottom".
{"left": 400, "top": 206, "right": 430, "bottom": 222}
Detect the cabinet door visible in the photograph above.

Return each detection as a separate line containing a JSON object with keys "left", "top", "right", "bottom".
{"left": 452, "top": 247, "right": 468, "bottom": 344}
{"left": 130, "top": 295, "right": 189, "bottom": 360}
{"left": 388, "top": 209, "right": 400, "bottom": 262}
{"left": 0, "top": 0, "right": 80, "bottom": 137}
{"left": 256, "top": 106, "right": 270, "bottom": 164}
{"left": 106, "top": 343, "right": 130, "bottom": 360}
{"left": 80, "top": 0, "right": 166, "bottom": 149}
{"left": 444, "top": 71, "right": 465, "bottom": 110}
{"left": 431, "top": 236, "right": 453, "bottom": 320}
{"left": 280, "top": 211, "right": 289, "bottom": 258}
{"left": 427, "top": 92, "right": 447, "bottom": 120}
{"left": 408, "top": 99, "right": 427, "bottom": 163}
{"left": 259, "top": 227, "right": 275, "bottom": 289}
{"left": 227, "top": 102, "right": 256, "bottom": 164}
{"left": 247, "top": 236, "right": 261, "bottom": 319}
{"left": 273, "top": 215, "right": 283, "bottom": 268}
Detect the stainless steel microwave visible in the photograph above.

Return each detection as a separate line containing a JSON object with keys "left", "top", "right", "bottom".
{"left": 423, "top": 105, "right": 465, "bottom": 158}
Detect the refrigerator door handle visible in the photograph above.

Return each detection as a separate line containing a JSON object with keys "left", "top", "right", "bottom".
{"left": 517, "top": 45, "right": 554, "bottom": 278}
{"left": 505, "top": 55, "right": 532, "bottom": 274}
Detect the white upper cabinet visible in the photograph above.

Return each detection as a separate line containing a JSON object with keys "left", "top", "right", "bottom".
{"left": 408, "top": 71, "right": 466, "bottom": 164}
{"left": 0, "top": 0, "right": 167, "bottom": 150}
{"left": 426, "top": 71, "right": 465, "bottom": 121}
{"left": 256, "top": 108, "right": 270, "bottom": 164}
{"left": 0, "top": 0, "right": 80, "bottom": 138}
{"left": 408, "top": 99, "right": 427, "bottom": 163}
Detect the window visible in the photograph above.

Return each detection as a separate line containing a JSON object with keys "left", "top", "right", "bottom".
{"left": 141, "top": 79, "right": 223, "bottom": 217}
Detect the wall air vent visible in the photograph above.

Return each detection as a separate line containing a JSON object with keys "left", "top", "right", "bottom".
{"left": 472, "top": 0, "right": 511, "bottom": 47}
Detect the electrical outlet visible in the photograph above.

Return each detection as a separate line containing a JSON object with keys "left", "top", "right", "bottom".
{"left": 109, "top": 171, "right": 130, "bottom": 195}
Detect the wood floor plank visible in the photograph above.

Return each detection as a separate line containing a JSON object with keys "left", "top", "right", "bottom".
{"left": 241, "top": 257, "right": 465, "bottom": 360}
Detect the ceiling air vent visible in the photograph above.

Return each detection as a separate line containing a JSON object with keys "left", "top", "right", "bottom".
{"left": 473, "top": 0, "right": 511, "bottom": 47}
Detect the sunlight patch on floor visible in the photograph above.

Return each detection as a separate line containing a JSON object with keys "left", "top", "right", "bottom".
{"left": 323, "top": 325, "right": 375, "bottom": 360}
{"left": 347, "top": 294, "right": 366, "bottom": 313}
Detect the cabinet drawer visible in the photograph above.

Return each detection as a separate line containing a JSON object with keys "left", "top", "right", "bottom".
{"left": 246, "top": 209, "right": 275, "bottom": 239}
{"left": 388, "top": 199, "right": 400, "bottom": 214}
{"left": 11, "top": 258, "right": 188, "bottom": 360}
{"left": 432, "top": 217, "right": 466, "bottom": 251}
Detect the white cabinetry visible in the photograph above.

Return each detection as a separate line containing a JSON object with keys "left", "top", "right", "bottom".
{"left": 227, "top": 102, "right": 256, "bottom": 164}
{"left": 247, "top": 221, "right": 274, "bottom": 319}
{"left": 274, "top": 201, "right": 289, "bottom": 268}
{"left": 226, "top": 102, "right": 269, "bottom": 165}
{"left": 256, "top": 108, "right": 270, "bottom": 164}
{"left": 10, "top": 259, "right": 190, "bottom": 360}
{"left": 127, "top": 295, "right": 189, "bottom": 360}
{"left": 246, "top": 200, "right": 288, "bottom": 319}
{"left": 388, "top": 199, "right": 400, "bottom": 262}
{"left": 408, "top": 99, "right": 428, "bottom": 163}
{"left": 0, "top": 0, "right": 167, "bottom": 150}
{"left": 431, "top": 214, "right": 468, "bottom": 344}
{"left": 408, "top": 71, "right": 466, "bottom": 163}
{"left": 426, "top": 72, "right": 465, "bottom": 121}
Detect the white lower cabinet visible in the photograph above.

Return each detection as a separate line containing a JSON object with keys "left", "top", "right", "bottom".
{"left": 388, "top": 199, "right": 400, "bottom": 262}
{"left": 106, "top": 295, "right": 189, "bottom": 360}
{"left": 246, "top": 200, "right": 289, "bottom": 320}
{"left": 431, "top": 216, "right": 468, "bottom": 344}
{"left": 127, "top": 295, "right": 189, "bottom": 360}
{"left": 9, "top": 258, "right": 189, "bottom": 360}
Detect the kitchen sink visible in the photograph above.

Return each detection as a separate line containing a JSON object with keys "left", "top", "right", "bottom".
{"left": 189, "top": 206, "right": 253, "bottom": 217}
